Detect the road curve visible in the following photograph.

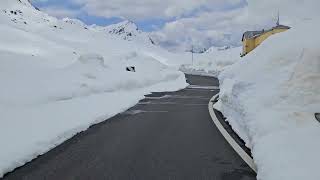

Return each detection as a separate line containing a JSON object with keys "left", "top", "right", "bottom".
{"left": 2, "top": 74, "right": 256, "bottom": 180}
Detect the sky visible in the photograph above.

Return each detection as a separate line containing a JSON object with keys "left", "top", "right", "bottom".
{"left": 31, "top": 0, "right": 247, "bottom": 30}
{"left": 30, "top": 0, "right": 251, "bottom": 51}
{"left": 30, "top": 0, "right": 314, "bottom": 52}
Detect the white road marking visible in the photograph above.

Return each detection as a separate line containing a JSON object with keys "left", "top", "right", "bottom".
{"left": 185, "top": 88, "right": 219, "bottom": 91}
{"left": 145, "top": 95, "right": 208, "bottom": 100}
{"left": 138, "top": 101, "right": 207, "bottom": 106}
{"left": 138, "top": 102, "right": 176, "bottom": 105}
{"left": 145, "top": 95, "right": 172, "bottom": 100}
{"left": 123, "top": 110, "right": 169, "bottom": 115}
{"left": 182, "top": 104, "right": 208, "bottom": 106}
{"left": 188, "top": 85, "right": 220, "bottom": 90}
{"left": 208, "top": 94, "right": 258, "bottom": 173}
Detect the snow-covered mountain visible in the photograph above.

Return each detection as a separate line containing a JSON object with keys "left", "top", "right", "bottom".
{"left": 88, "top": 20, "right": 155, "bottom": 46}
{"left": 0, "top": 0, "right": 188, "bottom": 177}
{"left": 104, "top": 20, "right": 156, "bottom": 45}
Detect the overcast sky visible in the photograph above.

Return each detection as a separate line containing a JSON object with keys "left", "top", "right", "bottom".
{"left": 30, "top": 0, "right": 318, "bottom": 51}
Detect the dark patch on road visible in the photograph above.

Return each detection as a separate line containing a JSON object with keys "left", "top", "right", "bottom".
{"left": 2, "top": 74, "right": 256, "bottom": 180}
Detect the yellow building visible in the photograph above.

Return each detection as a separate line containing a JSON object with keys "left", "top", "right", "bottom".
{"left": 241, "top": 19, "right": 290, "bottom": 57}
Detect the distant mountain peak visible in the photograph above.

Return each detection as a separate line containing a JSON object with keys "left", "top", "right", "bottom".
{"left": 17, "top": 0, "right": 31, "bottom": 6}
{"left": 14, "top": 0, "right": 40, "bottom": 10}
{"left": 107, "top": 20, "right": 140, "bottom": 38}
{"left": 105, "top": 20, "right": 155, "bottom": 45}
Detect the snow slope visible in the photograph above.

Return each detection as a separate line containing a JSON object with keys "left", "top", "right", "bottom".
{"left": 180, "top": 46, "right": 241, "bottom": 77}
{"left": 101, "top": 20, "right": 156, "bottom": 45}
{"left": 0, "top": 0, "right": 188, "bottom": 177}
{"left": 217, "top": 19, "right": 320, "bottom": 180}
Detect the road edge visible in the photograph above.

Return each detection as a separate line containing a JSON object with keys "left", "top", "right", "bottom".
{"left": 208, "top": 94, "right": 257, "bottom": 173}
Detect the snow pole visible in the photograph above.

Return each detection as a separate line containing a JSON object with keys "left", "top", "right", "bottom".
{"left": 192, "top": 45, "right": 194, "bottom": 65}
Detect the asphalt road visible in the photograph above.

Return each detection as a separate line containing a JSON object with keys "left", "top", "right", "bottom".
{"left": 2, "top": 74, "right": 256, "bottom": 180}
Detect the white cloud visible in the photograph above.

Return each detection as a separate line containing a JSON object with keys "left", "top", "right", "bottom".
{"left": 152, "top": 0, "right": 320, "bottom": 51}
{"left": 246, "top": 0, "right": 320, "bottom": 26}
{"left": 32, "top": 0, "right": 320, "bottom": 51}
{"left": 66, "top": 0, "right": 250, "bottom": 51}
{"left": 71, "top": 0, "right": 245, "bottom": 20}
{"left": 33, "top": 0, "right": 247, "bottom": 51}
{"left": 151, "top": 7, "right": 250, "bottom": 51}
{"left": 41, "top": 6, "right": 80, "bottom": 19}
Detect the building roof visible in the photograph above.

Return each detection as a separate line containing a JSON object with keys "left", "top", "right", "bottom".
{"left": 242, "top": 24, "right": 291, "bottom": 41}
{"left": 273, "top": 24, "right": 291, "bottom": 30}
{"left": 242, "top": 30, "right": 264, "bottom": 41}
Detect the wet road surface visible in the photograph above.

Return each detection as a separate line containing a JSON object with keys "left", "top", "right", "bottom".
{"left": 2, "top": 74, "right": 256, "bottom": 180}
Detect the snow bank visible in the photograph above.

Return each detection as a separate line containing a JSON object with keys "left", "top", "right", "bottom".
{"left": 180, "top": 47, "right": 241, "bottom": 77}
{"left": 218, "top": 19, "right": 320, "bottom": 180}
{"left": 0, "top": 0, "right": 188, "bottom": 177}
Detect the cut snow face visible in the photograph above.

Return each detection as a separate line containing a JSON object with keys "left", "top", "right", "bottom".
{"left": 218, "top": 19, "right": 320, "bottom": 180}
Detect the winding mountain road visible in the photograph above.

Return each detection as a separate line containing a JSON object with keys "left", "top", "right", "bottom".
{"left": 2, "top": 74, "right": 256, "bottom": 180}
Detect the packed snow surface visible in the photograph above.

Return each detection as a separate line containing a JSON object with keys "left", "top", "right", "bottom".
{"left": 217, "top": 19, "right": 320, "bottom": 180}
{"left": 0, "top": 0, "right": 188, "bottom": 177}
{"left": 180, "top": 46, "right": 241, "bottom": 77}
